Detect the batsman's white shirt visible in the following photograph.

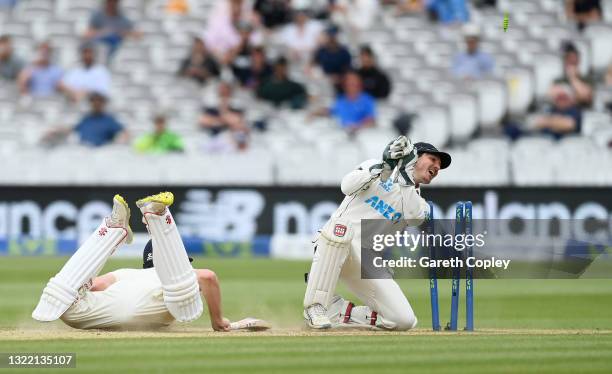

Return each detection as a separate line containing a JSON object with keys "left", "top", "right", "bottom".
{"left": 61, "top": 268, "right": 175, "bottom": 329}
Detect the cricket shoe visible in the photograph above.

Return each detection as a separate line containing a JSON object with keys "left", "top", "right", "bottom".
{"left": 304, "top": 303, "right": 332, "bottom": 329}
{"left": 136, "top": 191, "right": 174, "bottom": 221}
{"left": 327, "top": 295, "right": 357, "bottom": 328}
{"left": 327, "top": 296, "right": 376, "bottom": 330}
{"left": 107, "top": 194, "right": 133, "bottom": 245}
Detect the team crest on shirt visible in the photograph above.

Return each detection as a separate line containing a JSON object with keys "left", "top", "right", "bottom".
{"left": 165, "top": 215, "right": 172, "bottom": 225}
{"left": 334, "top": 224, "right": 347, "bottom": 237}
{"left": 98, "top": 227, "right": 108, "bottom": 236}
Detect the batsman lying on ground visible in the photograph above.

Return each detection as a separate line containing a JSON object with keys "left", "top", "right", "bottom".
{"left": 32, "top": 192, "right": 270, "bottom": 332}
{"left": 303, "top": 136, "right": 452, "bottom": 330}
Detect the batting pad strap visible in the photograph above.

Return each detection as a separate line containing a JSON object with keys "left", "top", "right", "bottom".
{"left": 163, "top": 276, "right": 200, "bottom": 302}
{"left": 343, "top": 302, "right": 354, "bottom": 324}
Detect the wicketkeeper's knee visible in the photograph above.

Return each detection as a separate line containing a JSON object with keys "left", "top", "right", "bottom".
{"left": 379, "top": 310, "right": 418, "bottom": 331}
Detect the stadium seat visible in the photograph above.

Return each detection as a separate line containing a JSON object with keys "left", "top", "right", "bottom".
{"left": 530, "top": 53, "right": 563, "bottom": 100}
{"left": 441, "top": 91, "right": 478, "bottom": 142}
{"left": 471, "top": 79, "right": 508, "bottom": 129}
{"left": 1, "top": 0, "right": 611, "bottom": 188}
{"left": 505, "top": 66, "right": 535, "bottom": 115}
{"left": 356, "top": 128, "right": 398, "bottom": 160}
{"left": 511, "top": 137, "right": 557, "bottom": 186}
{"left": 410, "top": 105, "right": 451, "bottom": 148}
{"left": 583, "top": 24, "right": 612, "bottom": 72}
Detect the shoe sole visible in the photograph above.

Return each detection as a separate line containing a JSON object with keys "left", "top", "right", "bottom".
{"left": 113, "top": 194, "right": 133, "bottom": 244}
{"left": 306, "top": 321, "right": 332, "bottom": 329}
{"left": 136, "top": 191, "right": 174, "bottom": 208}
{"left": 303, "top": 310, "right": 332, "bottom": 329}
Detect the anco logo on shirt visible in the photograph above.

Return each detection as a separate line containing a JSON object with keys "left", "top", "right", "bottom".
{"left": 364, "top": 196, "right": 402, "bottom": 223}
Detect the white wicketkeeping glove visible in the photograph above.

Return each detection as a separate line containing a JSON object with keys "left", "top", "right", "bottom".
{"left": 370, "top": 136, "right": 415, "bottom": 182}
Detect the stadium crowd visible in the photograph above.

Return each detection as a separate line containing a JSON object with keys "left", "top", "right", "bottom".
{"left": 0, "top": 0, "right": 611, "bottom": 164}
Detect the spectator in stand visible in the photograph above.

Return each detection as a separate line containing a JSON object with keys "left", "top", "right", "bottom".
{"left": 203, "top": 0, "right": 259, "bottom": 63}
{"left": 327, "top": 71, "right": 376, "bottom": 133}
{"left": 0, "top": 35, "right": 25, "bottom": 81}
{"left": 356, "top": 45, "right": 391, "bottom": 99}
{"left": 257, "top": 57, "right": 307, "bottom": 108}
{"left": 605, "top": 63, "right": 612, "bottom": 113}
{"left": 233, "top": 46, "right": 272, "bottom": 89}
{"left": 178, "top": 37, "right": 220, "bottom": 85}
{"left": 58, "top": 44, "right": 111, "bottom": 102}
{"left": 134, "top": 114, "right": 184, "bottom": 153}
{"left": 532, "top": 84, "right": 583, "bottom": 140}
{"left": 229, "top": 22, "right": 257, "bottom": 82}
{"left": 451, "top": 24, "right": 494, "bottom": 79}
{"left": 17, "top": 42, "right": 63, "bottom": 98}
{"left": 330, "top": 0, "right": 379, "bottom": 40}
{"left": 199, "top": 81, "right": 249, "bottom": 135}
{"left": 83, "top": 0, "right": 141, "bottom": 60}
{"left": 253, "top": 0, "right": 292, "bottom": 29}
{"left": 565, "top": 0, "right": 602, "bottom": 31}
{"left": 43, "top": 92, "right": 129, "bottom": 147}
{"left": 312, "top": 25, "right": 352, "bottom": 87}
{"left": 199, "top": 82, "right": 250, "bottom": 152}
{"left": 279, "top": 8, "right": 324, "bottom": 63}
{"left": 606, "top": 63, "right": 612, "bottom": 86}
{"left": 554, "top": 42, "right": 593, "bottom": 107}
{"left": 427, "top": 0, "right": 469, "bottom": 25}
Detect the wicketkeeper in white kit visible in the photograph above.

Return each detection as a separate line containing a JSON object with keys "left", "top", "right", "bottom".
{"left": 303, "top": 136, "right": 451, "bottom": 330}
{"left": 32, "top": 192, "right": 268, "bottom": 331}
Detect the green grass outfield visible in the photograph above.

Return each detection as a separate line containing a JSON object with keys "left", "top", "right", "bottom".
{"left": 1, "top": 257, "right": 611, "bottom": 373}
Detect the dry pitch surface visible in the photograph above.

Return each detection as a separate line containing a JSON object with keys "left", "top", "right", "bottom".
{"left": 2, "top": 326, "right": 612, "bottom": 340}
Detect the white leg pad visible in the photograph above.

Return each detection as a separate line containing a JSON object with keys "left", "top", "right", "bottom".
{"left": 303, "top": 219, "right": 353, "bottom": 309}
{"left": 144, "top": 208, "right": 203, "bottom": 322}
{"left": 32, "top": 220, "right": 128, "bottom": 322}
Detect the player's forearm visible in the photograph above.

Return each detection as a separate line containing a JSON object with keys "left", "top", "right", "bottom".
{"left": 90, "top": 273, "right": 117, "bottom": 292}
{"left": 537, "top": 115, "right": 576, "bottom": 133}
{"left": 200, "top": 275, "right": 225, "bottom": 328}
{"left": 569, "top": 76, "right": 592, "bottom": 104}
